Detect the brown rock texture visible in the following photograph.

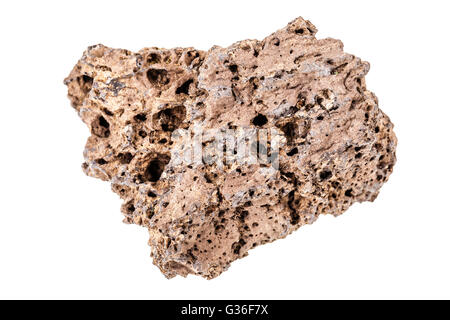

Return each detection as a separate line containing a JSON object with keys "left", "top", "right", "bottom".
{"left": 64, "top": 17, "right": 397, "bottom": 279}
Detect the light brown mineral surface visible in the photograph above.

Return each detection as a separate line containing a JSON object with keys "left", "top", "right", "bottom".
{"left": 64, "top": 17, "right": 397, "bottom": 279}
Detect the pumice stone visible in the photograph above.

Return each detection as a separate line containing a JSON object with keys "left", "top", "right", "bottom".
{"left": 64, "top": 17, "right": 397, "bottom": 279}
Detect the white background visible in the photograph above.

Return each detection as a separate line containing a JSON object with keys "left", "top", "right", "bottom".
{"left": 0, "top": 0, "right": 449, "bottom": 300}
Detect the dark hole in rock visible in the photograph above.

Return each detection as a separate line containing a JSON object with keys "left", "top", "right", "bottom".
{"left": 147, "top": 191, "right": 157, "bottom": 197}
{"left": 232, "top": 239, "right": 246, "bottom": 255}
{"left": 82, "top": 74, "right": 93, "bottom": 84}
{"left": 146, "top": 68, "right": 169, "bottom": 86}
{"left": 288, "top": 191, "right": 300, "bottom": 225}
{"left": 252, "top": 114, "right": 268, "bottom": 127}
{"left": 286, "top": 106, "right": 299, "bottom": 116}
{"left": 145, "top": 155, "right": 171, "bottom": 182}
{"left": 99, "top": 116, "right": 109, "bottom": 128}
{"left": 80, "top": 75, "right": 94, "bottom": 95}
{"left": 238, "top": 209, "right": 249, "bottom": 222}
{"left": 319, "top": 170, "right": 332, "bottom": 181}
{"left": 316, "top": 96, "right": 324, "bottom": 106}
{"left": 147, "top": 53, "right": 161, "bottom": 64}
{"left": 280, "top": 122, "right": 298, "bottom": 144}
{"left": 146, "top": 160, "right": 165, "bottom": 182}
{"left": 134, "top": 113, "right": 147, "bottom": 121}
{"left": 287, "top": 148, "right": 298, "bottom": 156}
{"left": 153, "top": 105, "right": 186, "bottom": 132}
{"left": 92, "top": 115, "right": 110, "bottom": 138}
{"left": 118, "top": 152, "right": 133, "bottom": 164}
{"left": 204, "top": 173, "right": 213, "bottom": 184}
{"left": 138, "top": 130, "right": 147, "bottom": 138}
{"left": 79, "top": 75, "right": 93, "bottom": 95}
{"left": 228, "top": 65, "right": 238, "bottom": 73}
{"left": 135, "top": 174, "right": 145, "bottom": 183}
{"left": 345, "top": 189, "right": 353, "bottom": 197}
{"left": 176, "top": 79, "right": 193, "bottom": 95}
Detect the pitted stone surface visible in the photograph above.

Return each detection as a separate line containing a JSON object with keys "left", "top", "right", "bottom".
{"left": 65, "top": 17, "right": 397, "bottom": 279}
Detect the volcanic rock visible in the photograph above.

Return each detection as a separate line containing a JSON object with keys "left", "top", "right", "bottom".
{"left": 64, "top": 17, "right": 397, "bottom": 279}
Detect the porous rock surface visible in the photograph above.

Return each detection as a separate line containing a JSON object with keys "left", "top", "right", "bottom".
{"left": 64, "top": 17, "right": 397, "bottom": 279}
